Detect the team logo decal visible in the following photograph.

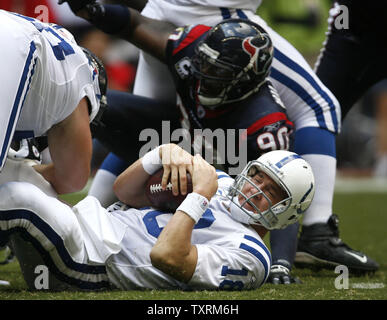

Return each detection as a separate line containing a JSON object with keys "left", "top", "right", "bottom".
{"left": 168, "top": 27, "right": 184, "bottom": 41}
{"left": 175, "top": 57, "right": 192, "bottom": 79}
{"left": 242, "top": 37, "right": 259, "bottom": 73}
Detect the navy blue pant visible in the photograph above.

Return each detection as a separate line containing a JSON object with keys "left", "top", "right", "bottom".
{"left": 91, "top": 90, "right": 181, "bottom": 164}
{"left": 315, "top": 28, "right": 387, "bottom": 120}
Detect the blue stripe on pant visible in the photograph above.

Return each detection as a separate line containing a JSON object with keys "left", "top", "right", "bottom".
{"left": 0, "top": 209, "right": 110, "bottom": 290}
{"left": 271, "top": 48, "right": 340, "bottom": 133}
{"left": 216, "top": 10, "right": 340, "bottom": 135}
{"left": 219, "top": 8, "right": 248, "bottom": 20}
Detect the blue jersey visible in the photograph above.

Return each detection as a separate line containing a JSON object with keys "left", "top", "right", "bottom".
{"left": 165, "top": 24, "right": 294, "bottom": 162}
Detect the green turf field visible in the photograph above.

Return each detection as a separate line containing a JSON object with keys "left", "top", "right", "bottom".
{"left": 0, "top": 188, "right": 386, "bottom": 300}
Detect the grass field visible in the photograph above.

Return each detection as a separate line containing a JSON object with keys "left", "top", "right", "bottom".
{"left": 0, "top": 185, "right": 386, "bottom": 301}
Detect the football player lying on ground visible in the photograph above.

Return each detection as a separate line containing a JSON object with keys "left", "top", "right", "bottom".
{"left": 60, "top": 1, "right": 304, "bottom": 285}
{"left": 60, "top": 0, "right": 379, "bottom": 282}
{"left": 0, "top": 144, "right": 314, "bottom": 291}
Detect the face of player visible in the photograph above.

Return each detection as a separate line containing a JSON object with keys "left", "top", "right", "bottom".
{"left": 238, "top": 170, "right": 286, "bottom": 214}
{"left": 199, "top": 60, "right": 234, "bottom": 97}
{"left": 192, "top": 54, "right": 236, "bottom": 107}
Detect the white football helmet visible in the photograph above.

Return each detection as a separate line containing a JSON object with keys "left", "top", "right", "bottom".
{"left": 227, "top": 150, "right": 315, "bottom": 230}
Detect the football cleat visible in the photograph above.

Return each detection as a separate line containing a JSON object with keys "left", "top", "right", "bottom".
{"left": 295, "top": 214, "right": 379, "bottom": 275}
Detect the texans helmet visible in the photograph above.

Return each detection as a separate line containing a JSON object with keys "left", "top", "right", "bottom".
{"left": 191, "top": 18, "right": 273, "bottom": 108}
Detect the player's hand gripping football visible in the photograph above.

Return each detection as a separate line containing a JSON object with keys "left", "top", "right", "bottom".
{"left": 159, "top": 144, "right": 194, "bottom": 197}
{"left": 191, "top": 154, "right": 218, "bottom": 201}
{"left": 159, "top": 144, "right": 217, "bottom": 201}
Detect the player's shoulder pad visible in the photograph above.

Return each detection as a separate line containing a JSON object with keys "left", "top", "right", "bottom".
{"left": 216, "top": 170, "right": 232, "bottom": 180}
{"left": 168, "top": 24, "right": 211, "bottom": 53}
{"left": 215, "top": 170, "right": 234, "bottom": 194}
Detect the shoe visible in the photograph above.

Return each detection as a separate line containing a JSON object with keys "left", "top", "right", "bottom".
{"left": 295, "top": 214, "right": 379, "bottom": 275}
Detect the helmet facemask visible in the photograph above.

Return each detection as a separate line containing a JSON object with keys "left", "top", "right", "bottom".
{"left": 227, "top": 161, "right": 292, "bottom": 230}
{"left": 191, "top": 42, "right": 247, "bottom": 108}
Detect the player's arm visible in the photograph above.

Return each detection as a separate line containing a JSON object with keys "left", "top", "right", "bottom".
{"left": 33, "top": 98, "right": 92, "bottom": 194}
{"left": 113, "top": 157, "right": 152, "bottom": 208}
{"left": 60, "top": 1, "right": 176, "bottom": 62}
{"left": 116, "top": 0, "right": 148, "bottom": 11}
{"left": 113, "top": 143, "right": 193, "bottom": 207}
{"left": 150, "top": 155, "right": 218, "bottom": 283}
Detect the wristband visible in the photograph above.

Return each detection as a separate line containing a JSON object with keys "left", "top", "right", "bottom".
{"left": 142, "top": 146, "right": 162, "bottom": 175}
{"left": 85, "top": 4, "right": 131, "bottom": 35}
{"left": 177, "top": 192, "right": 209, "bottom": 223}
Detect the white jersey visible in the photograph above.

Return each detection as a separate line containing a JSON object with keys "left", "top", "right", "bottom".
{"left": 0, "top": 10, "right": 101, "bottom": 169}
{"left": 106, "top": 171, "right": 271, "bottom": 290}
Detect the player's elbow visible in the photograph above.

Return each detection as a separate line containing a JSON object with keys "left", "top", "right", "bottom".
{"left": 150, "top": 245, "right": 172, "bottom": 269}
{"left": 113, "top": 179, "right": 135, "bottom": 205}
{"left": 150, "top": 246, "right": 181, "bottom": 274}
{"left": 150, "top": 244, "right": 196, "bottom": 283}
{"left": 113, "top": 179, "right": 126, "bottom": 202}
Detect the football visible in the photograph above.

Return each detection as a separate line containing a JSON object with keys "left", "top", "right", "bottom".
{"left": 145, "top": 168, "right": 193, "bottom": 212}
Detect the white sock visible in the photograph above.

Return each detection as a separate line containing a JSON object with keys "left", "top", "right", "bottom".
{"left": 88, "top": 169, "right": 118, "bottom": 208}
{"left": 301, "top": 154, "right": 336, "bottom": 226}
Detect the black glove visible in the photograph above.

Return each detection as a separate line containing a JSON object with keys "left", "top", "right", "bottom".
{"left": 58, "top": 0, "right": 96, "bottom": 13}
{"left": 268, "top": 261, "right": 302, "bottom": 285}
